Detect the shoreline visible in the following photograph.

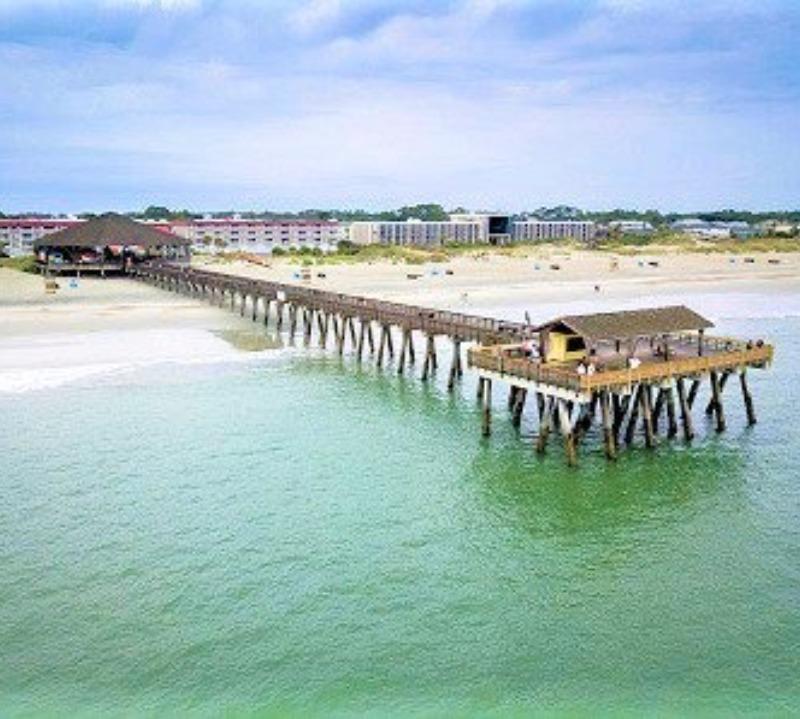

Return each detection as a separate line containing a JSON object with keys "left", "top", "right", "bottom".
{"left": 3, "top": 250, "right": 800, "bottom": 333}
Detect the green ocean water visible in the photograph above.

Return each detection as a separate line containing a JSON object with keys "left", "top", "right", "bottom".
{"left": 1, "top": 314, "right": 799, "bottom": 716}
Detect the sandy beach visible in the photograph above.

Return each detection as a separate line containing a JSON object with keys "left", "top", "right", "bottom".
{"left": 194, "top": 250, "right": 800, "bottom": 320}
{"left": 0, "top": 268, "right": 241, "bottom": 337}
{"left": 3, "top": 251, "right": 800, "bottom": 334}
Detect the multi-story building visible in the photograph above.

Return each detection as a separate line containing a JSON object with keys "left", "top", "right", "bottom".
{"left": 512, "top": 220, "right": 596, "bottom": 243}
{"left": 169, "top": 218, "right": 345, "bottom": 253}
{"left": 1, "top": 216, "right": 345, "bottom": 256}
{"left": 348, "top": 218, "right": 484, "bottom": 246}
{"left": 670, "top": 218, "right": 756, "bottom": 239}
{"left": 349, "top": 216, "right": 597, "bottom": 247}
{"left": 608, "top": 220, "right": 654, "bottom": 235}
{"left": 0, "top": 218, "right": 84, "bottom": 256}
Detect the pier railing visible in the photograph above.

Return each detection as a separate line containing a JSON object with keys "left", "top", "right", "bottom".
{"left": 136, "top": 264, "right": 530, "bottom": 343}
{"left": 468, "top": 343, "right": 774, "bottom": 393}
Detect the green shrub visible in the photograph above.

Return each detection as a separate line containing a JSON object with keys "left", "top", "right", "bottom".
{"left": 0, "top": 255, "right": 38, "bottom": 273}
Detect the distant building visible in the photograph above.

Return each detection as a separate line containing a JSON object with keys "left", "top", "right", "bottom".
{"left": 349, "top": 218, "right": 484, "bottom": 246}
{"left": 449, "top": 213, "right": 513, "bottom": 244}
{"left": 608, "top": 220, "right": 654, "bottom": 235}
{"left": 1, "top": 216, "right": 346, "bottom": 256}
{"left": 349, "top": 215, "right": 596, "bottom": 247}
{"left": 513, "top": 220, "right": 596, "bottom": 243}
{"left": 0, "top": 218, "right": 84, "bottom": 257}
{"left": 759, "top": 220, "right": 796, "bottom": 236}
{"left": 671, "top": 218, "right": 756, "bottom": 239}
{"left": 169, "top": 218, "right": 345, "bottom": 253}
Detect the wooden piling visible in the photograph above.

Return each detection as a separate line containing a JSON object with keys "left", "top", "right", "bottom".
{"left": 356, "top": 320, "right": 366, "bottom": 362}
{"left": 676, "top": 377, "right": 695, "bottom": 441}
{"left": 601, "top": 391, "right": 617, "bottom": 460}
{"left": 740, "top": 369, "right": 757, "bottom": 425}
{"left": 640, "top": 384, "right": 656, "bottom": 448}
{"left": 665, "top": 386, "right": 678, "bottom": 438}
{"left": 376, "top": 325, "right": 387, "bottom": 368}
{"left": 687, "top": 378, "right": 701, "bottom": 409}
{"left": 536, "top": 397, "right": 554, "bottom": 454}
{"left": 398, "top": 330, "right": 410, "bottom": 374}
{"left": 558, "top": 399, "right": 578, "bottom": 467}
{"left": 421, "top": 334, "right": 436, "bottom": 381}
{"left": 482, "top": 379, "right": 492, "bottom": 437}
{"left": 625, "top": 385, "right": 642, "bottom": 445}
{"left": 511, "top": 388, "right": 527, "bottom": 428}
{"left": 709, "top": 371, "right": 727, "bottom": 433}
{"left": 705, "top": 371, "right": 730, "bottom": 416}
{"left": 447, "top": 337, "right": 462, "bottom": 391}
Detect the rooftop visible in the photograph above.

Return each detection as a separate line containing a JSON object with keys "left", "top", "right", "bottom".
{"left": 537, "top": 305, "right": 714, "bottom": 341}
{"left": 33, "top": 213, "right": 190, "bottom": 249}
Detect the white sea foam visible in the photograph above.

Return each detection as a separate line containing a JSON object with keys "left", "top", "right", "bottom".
{"left": 0, "top": 328, "right": 285, "bottom": 395}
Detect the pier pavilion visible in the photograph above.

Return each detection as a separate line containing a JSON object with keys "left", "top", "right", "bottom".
{"left": 130, "top": 264, "right": 774, "bottom": 466}
{"left": 469, "top": 306, "right": 772, "bottom": 465}
{"left": 34, "top": 213, "right": 190, "bottom": 276}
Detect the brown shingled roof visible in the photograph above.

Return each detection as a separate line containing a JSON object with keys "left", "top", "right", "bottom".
{"left": 537, "top": 305, "right": 713, "bottom": 340}
{"left": 33, "top": 213, "right": 189, "bottom": 249}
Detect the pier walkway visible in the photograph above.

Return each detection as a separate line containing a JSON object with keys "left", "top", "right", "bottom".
{"left": 131, "top": 263, "right": 773, "bottom": 466}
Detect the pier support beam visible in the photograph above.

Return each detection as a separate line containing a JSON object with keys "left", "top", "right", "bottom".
{"left": 740, "top": 369, "right": 757, "bottom": 426}
{"left": 601, "top": 391, "right": 617, "bottom": 460}
{"left": 356, "top": 320, "right": 366, "bottom": 362}
{"left": 536, "top": 397, "right": 554, "bottom": 454}
{"left": 511, "top": 387, "right": 527, "bottom": 428}
{"left": 421, "top": 334, "right": 436, "bottom": 381}
{"left": 676, "top": 378, "right": 695, "bottom": 441}
{"left": 640, "top": 384, "right": 656, "bottom": 448}
{"left": 705, "top": 371, "right": 730, "bottom": 416}
{"left": 481, "top": 379, "right": 493, "bottom": 437}
{"left": 366, "top": 323, "right": 375, "bottom": 355}
{"left": 398, "top": 329, "right": 411, "bottom": 374}
{"left": 709, "top": 371, "right": 727, "bottom": 433}
{"left": 687, "top": 379, "right": 701, "bottom": 409}
{"left": 376, "top": 325, "right": 388, "bottom": 368}
{"left": 625, "top": 386, "right": 642, "bottom": 445}
{"left": 665, "top": 386, "right": 678, "bottom": 438}
{"left": 558, "top": 399, "right": 578, "bottom": 467}
{"left": 447, "top": 337, "right": 463, "bottom": 392}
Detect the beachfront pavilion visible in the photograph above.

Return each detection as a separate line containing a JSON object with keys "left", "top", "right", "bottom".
{"left": 33, "top": 213, "right": 190, "bottom": 275}
{"left": 534, "top": 305, "right": 716, "bottom": 368}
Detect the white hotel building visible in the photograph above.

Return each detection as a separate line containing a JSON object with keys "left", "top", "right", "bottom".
{"left": 349, "top": 216, "right": 596, "bottom": 247}
{"left": 348, "top": 218, "right": 485, "bottom": 246}
{"left": 513, "top": 220, "right": 596, "bottom": 243}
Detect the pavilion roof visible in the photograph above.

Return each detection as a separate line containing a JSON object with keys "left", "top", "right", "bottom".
{"left": 537, "top": 305, "right": 713, "bottom": 341}
{"left": 33, "top": 213, "right": 189, "bottom": 249}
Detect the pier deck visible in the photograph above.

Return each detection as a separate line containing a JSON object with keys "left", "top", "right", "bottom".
{"left": 132, "top": 263, "right": 774, "bottom": 466}
{"left": 468, "top": 338, "right": 773, "bottom": 400}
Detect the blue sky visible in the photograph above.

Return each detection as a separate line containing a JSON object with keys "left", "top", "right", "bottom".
{"left": 0, "top": 0, "right": 798, "bottom": 213}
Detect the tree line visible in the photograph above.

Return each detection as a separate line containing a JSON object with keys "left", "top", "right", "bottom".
{"left": 2, "top": 205, "right": 799, "bottom": 224}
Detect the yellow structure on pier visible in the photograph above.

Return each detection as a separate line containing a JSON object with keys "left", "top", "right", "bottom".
{"left": 469, "top": 305, "right": 773, "bottom": 466}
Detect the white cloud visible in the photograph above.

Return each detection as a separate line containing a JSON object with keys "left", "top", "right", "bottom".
{"left": 102, "top": 0, "right": 200, "bottom": 8}
{"left": 286, "top": 0, "right": 341, "bottom": 36}
{"left": 0, "top": 0, "right": 798, "bottom": 210}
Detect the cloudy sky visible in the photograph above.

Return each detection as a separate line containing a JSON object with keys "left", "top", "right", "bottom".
{"left": 0, "top": 0, "right": 798, "bottom": 213}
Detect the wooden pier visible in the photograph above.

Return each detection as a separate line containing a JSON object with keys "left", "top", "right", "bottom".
{"left": 132, "top": 264, "right": 773, "bottom": 466}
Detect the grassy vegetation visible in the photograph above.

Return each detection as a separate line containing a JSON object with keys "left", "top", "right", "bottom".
{"left": 196, "top": 233, "right": 800, "bottom": 268}
{"left": 596, "top": 232, "right": 800, "bottom": 255}
{"left": 0, "top": 255, "right": 38, "bottom": 273}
